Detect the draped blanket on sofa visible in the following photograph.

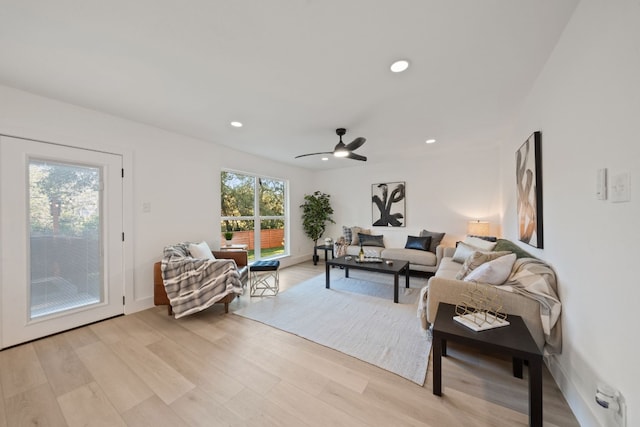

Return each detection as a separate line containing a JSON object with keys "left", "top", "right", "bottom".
{"left": 161, "top": 243, "right": 243, "bottom": 318}
{"left": 500, "top": 258, "right": 562, "bottom": 354}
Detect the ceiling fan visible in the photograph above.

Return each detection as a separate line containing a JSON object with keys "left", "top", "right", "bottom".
{"left": 295, "top": 128, "right": 367, "bottom": 161}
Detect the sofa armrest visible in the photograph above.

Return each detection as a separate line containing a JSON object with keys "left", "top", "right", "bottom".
{"left": 441, "top": 246, "right": 456, "bottom": 258}
{"left": 212, "top": 250, "right": 248, "bottom": 267}
{"left": 426, "top": 277, "right": 546, "bottom": 350}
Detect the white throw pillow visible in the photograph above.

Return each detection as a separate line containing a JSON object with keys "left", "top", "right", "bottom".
{"left": 188, "top": 241, "right": 215, "bottom": 260}
{"left": 452, "top": 242, "right": 480, "bottom": 263}
{"left": 463, "top": 236, "right": 497, "bottom": 251}
{"left": 463, "top": 253, "right": 517, "bottom": 285}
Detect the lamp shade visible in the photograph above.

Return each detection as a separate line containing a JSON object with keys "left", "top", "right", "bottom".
{"left": 468, "top": 220, "right": 490, "bottom": 236}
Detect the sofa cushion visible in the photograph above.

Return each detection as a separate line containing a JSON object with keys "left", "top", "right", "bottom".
{"left": 419, "top": 229, "right": 445, "bottom": 253}
{"left": 382, "top": 248, "right": 437, "bottom": 266}
{"left": 493, "top": 239, "right": 536, "bottom": 259}
{"left": 463, "top": 253, "right": 517, "bottom": 285}
{"left": 350, "top": 227, "right": 370, "bottom": 245}
{"left": 434, "top": 257, "right": 461, "bottom": 278}
{"left": 346, "top": 245, "right": 384, "bottom": 257}
{"left": 404, "top": 235, "right": 431, "bottom": 251}
{"left": 463, "top": 235, "right": 497, "bottom": 251}
{"left": 358, "top": 233, "right": 384, "bottom": 247}
{"left": 455, "top": 250, "right": 512, "bottom": 280}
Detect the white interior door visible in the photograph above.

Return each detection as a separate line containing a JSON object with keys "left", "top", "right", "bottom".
{"left": 1, "top": 136, "right": 124, "bottom": 348}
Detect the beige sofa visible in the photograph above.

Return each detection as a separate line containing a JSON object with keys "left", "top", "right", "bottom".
{"left": 422, "top": 240, "right": 561, "bottom": 353}
{"left": 338, "top": 227, "right": 446, "bottom": 273}
{"left": 344, "top": 244, "right": 445, "bottom": 273}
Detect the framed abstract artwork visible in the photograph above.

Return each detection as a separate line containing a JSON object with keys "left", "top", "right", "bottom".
{"left": 372, "top": 182, "right": 405, "bottom": 227}
{"left": 516, "top": 131, "right": 543, "bottom": 248}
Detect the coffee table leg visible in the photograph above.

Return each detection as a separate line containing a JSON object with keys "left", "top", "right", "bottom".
{"left": 529, "top": 357, "right": 543, "bottom": 427}
{"left": 394, "top": 273, "right": 399, "bottom": 303}
{"left": 405, "top": 265, "right": 410, "bottom": 288}
{"left": 345, "top": 267, "right": 349, "bottom": 278}
{"left": 433, "top": 336, "right": 443, "bottom": 396}
{"left": 325, "top": 262, "right": 330, "bottom": 289}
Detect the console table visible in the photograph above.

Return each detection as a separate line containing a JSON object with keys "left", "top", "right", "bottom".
{"left": 432, "top": 303, "right": 543, "bottom": 427}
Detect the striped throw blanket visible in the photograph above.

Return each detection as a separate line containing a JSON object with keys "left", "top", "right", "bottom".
{"left": 501, "top": 257, "right": 562, "bottom": 355}
{"left": 161, "top": 243, "right": 244, "bottom": 318}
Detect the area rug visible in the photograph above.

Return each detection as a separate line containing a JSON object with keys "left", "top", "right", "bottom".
{"left": 233, "top": 271, "right": 431, "bottom": 385}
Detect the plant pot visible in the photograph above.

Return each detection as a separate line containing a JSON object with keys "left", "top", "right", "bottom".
{"left": 312, "top": 254, "right": 320, "bottom": 263}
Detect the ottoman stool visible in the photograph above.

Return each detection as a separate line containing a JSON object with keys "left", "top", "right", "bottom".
{"left": 250, "top": 260, "right": 280, "bottom": 296}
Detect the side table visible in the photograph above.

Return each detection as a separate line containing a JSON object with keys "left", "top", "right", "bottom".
{"left": 313, "top": 244, "right": 334, "bottom": 265}
{"left": 432, "top": 303, "right": 543, "bottom": 427}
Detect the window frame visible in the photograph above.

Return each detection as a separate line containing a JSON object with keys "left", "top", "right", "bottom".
{"left": 220, "top": 169, "right": 289, "bottom": 261}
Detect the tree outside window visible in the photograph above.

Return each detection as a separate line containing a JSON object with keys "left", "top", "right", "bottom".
{"left": 221, "top": 171, "right": 287, "bottom": 261}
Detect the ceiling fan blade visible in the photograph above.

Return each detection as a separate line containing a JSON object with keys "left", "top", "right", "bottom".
{"left": 294, "top": 151, "right": 333, "bottom": 159}
{"left": 347, "top": 152, "right": 367, "bottom": 161}
{"left": 345, "top": 137, "right": 366, "bottom": 151}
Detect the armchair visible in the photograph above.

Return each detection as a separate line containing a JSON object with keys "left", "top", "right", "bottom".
{"left": 154, "top": 250, "right": 248, "bottom": 316}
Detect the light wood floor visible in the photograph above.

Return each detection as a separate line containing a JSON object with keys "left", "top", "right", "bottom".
{"left": 0, "top": 261, "right": 579, "bottom": 426}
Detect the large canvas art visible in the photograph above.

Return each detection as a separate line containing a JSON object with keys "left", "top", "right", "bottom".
{"left": 516, "top": 131, "right": 543, "bottom": 248}
{"left": 372, "top": 182, "right": 405, "bottom": 227}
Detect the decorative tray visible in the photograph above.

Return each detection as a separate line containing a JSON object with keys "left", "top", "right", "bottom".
{"left": 354, "top": 257, "right": 384, "bottom": 263}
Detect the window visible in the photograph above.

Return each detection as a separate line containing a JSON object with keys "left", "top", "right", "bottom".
{"left": 221, "top": 170, "right": 287, "bottom": 261}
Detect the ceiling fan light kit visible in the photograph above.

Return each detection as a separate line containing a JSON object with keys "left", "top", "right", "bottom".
{"left": 295, "top": 128, "right": 367, "bottom": 162}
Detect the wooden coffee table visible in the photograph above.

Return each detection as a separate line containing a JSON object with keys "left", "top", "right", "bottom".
{"left": 325, "top": 256, "right": 409, "bottom": 303}
{"left": 432, "top": 303, "right": 543, "bottom": 427}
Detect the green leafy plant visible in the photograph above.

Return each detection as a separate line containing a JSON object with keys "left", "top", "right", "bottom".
{"left": 223, "top": 231, "right": 234, "bottom": 240}
{"left": 300, "top": 191, "right": 335, "bottom": 248}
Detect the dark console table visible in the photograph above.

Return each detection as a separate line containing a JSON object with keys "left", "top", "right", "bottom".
{"left": 432, "top": 303, "right": 543, "bottom": 427}
{"left": 313, "top": 244, "right": 334, "bottom": 265}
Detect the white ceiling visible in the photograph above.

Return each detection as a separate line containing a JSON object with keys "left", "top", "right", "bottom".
{"left": 0, "top": 0, "right": 579, "bottom": 170}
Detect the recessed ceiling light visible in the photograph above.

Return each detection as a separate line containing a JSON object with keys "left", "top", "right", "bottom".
{"left": 426, "top": 139, "right": 436, "bottom": 144}
{"left": 230, "top": 121, "right": 243, "bottom": 128}
{"left": 390, "top": 60, "right": 410, "bottom": 73}
{"left": 321, "top": 157, "right": 329, "bottom": 161}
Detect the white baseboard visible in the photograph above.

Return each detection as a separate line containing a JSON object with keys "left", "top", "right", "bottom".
{"left": 547, "top": 354, "right": 602, "bottom": 426}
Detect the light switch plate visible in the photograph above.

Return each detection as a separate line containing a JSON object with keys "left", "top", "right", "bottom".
{"left": 610, "top": 172, "right": 630, "bottom": 203}
{"left": 596, "top": 168, "right": 607, "bottom": 200}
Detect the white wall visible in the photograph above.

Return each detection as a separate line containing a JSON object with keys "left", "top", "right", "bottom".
{"left": 500, "top": 0, "right": 640, "bottom": 425}
{"left": 0, "top": 85, "right": 315, "bottom": 312}
{"left": 315, "top": 145, "right": 502, "bottom": 248}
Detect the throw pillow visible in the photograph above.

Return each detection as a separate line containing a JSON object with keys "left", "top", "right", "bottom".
{"left": 455, "top": 250, "right": 512, "bottom": 280}
{"left": 463, "top": 235, "right": 497, "bottom": 251}
{"left": 451, "top": 242, "right": 481, "bottom": 263}
{"left": 463, "top": 253, "right": 517, "bottom": 285}
{"left": 493, "top": 239, "right": 535, "bottom": 259}
{"left": 188, "top": 241, "right": 215, "bottom": 260}
{"left": 404, "top": 235, "right": 431, "bottom": 251}
{"left": 342, "top": 226, "right": 353, "bottom": 246}
{"left": 358, "top": 233, "right": 384, "bottom": 248}
{"left": 351, "top": 227, "right": 370, "bottom": 245}
{"left": 468, "top": 235, "right": 497, "bottom": 242}
{"left": 419, "top": 229, "right": 445, "bottom": 253}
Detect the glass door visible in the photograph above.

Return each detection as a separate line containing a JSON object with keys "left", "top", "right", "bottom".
{"left": 1, "top": 136, "right": 124, "bottom": 348}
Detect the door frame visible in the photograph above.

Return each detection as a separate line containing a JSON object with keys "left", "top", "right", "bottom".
{"left": 0, "top": 133, "right": 135, "bottom": 347}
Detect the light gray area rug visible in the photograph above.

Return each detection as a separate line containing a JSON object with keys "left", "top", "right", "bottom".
{"left": 234, "top": 271, "right": 432, "bottom": 385}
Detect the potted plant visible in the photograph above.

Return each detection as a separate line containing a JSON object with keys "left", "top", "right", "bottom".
{"left": 300, "top": 191, "right": 335, "bottom": 262}
{"left": 223, "top": 231, "right": 234, "bottom": 243}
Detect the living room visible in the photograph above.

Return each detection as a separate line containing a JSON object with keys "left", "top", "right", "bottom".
{"left": 0, "top": 1, "right": 638, "bottom": 426}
